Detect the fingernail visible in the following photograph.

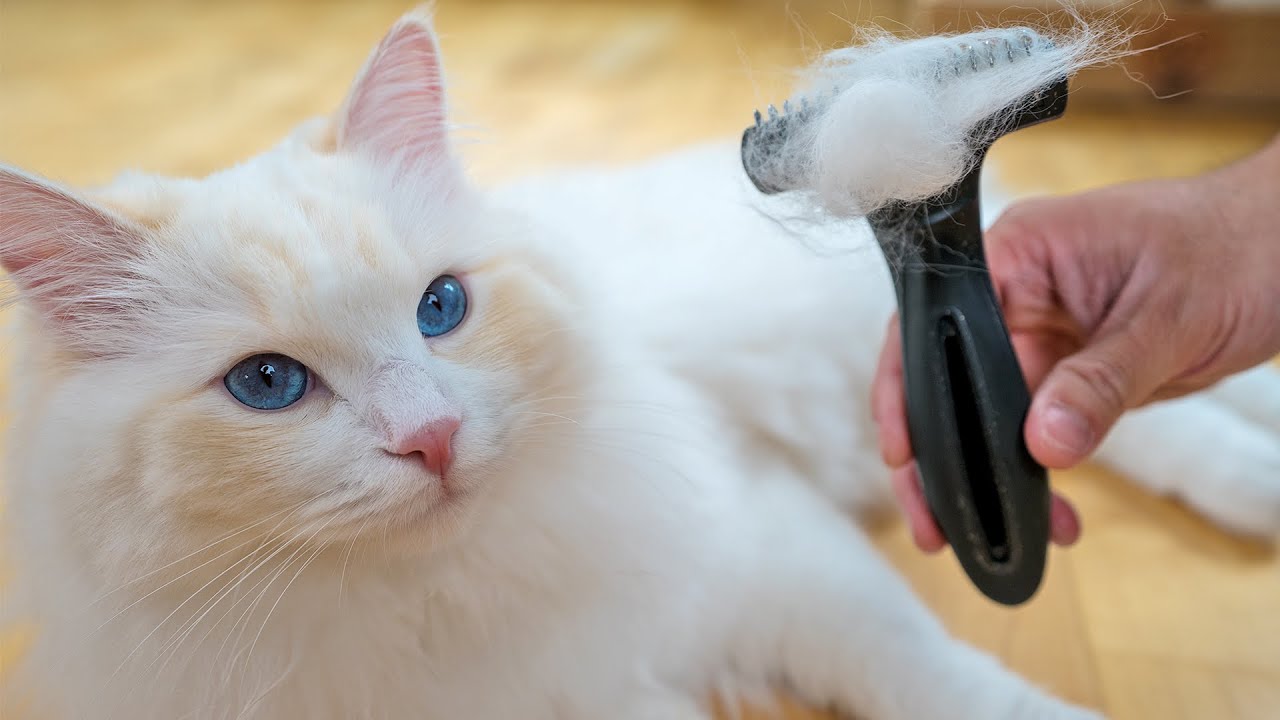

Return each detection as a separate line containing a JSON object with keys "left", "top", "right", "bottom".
{"left": 1041, "top": 403, "right": 1094, "bottom": 456}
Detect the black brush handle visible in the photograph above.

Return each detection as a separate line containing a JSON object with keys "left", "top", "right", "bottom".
{"left": 874, "top": 163, "right": 1051, "bottom": 606}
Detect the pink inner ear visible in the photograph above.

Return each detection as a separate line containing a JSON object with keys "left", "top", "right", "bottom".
{"left": 339, "top": 19, "right": 449, "bottom": 165}
{"left": 0, "top": 168, "right": 148, "bottom": 355}
{"left": 0, "top": 170, "right": 139, "bottom": 282}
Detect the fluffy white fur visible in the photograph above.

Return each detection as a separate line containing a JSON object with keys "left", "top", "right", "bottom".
{"left": 741, "top": 25, "right": 1123, "bottom": 217}
{"left": 2, "top": 10, "right": 1279, "bottom": 720}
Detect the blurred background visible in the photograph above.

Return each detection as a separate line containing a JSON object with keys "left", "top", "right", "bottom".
{"left": 1, "top": 1, "right": 1277, "bottom": 718}
{"left": 3, "top": 0, "right": 1278, "bottom": 188}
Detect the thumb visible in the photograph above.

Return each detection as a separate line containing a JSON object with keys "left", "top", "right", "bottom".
{"left": 1024, "top": 329, "right": 1166, "bottom": 468}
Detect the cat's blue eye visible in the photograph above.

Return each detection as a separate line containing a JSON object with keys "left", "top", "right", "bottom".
{"left": 417, "top": 274, "right": 467, "bottom": 338}
{"left": 224, "top": 353, "right": 309, "bottom": 410}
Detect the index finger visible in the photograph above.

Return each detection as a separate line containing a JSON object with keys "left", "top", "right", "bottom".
{"left": 872, "top": 313, "right": 913, "bottom": 469}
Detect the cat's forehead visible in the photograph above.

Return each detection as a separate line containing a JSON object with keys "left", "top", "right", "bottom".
{"left": 161, "top": 151, "right": 449, "bottom": 292}
{"left": 142, "top": 150, "right": 471, "bottom": 353}
{"left": 188, "top": 154, "right": 405, "bottom": 256}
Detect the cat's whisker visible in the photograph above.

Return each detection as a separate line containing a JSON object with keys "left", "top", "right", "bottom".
{"left": 522, "top": 323, "right": 587, "bottom": 343}
{"left": 588, "top": 396, "right": 712, "bottom": 424}
{"left": 81, "top": 495, "right": 318, "bottom": 614}
{"left": 92, "top": 490, "right": 336, "bottom": 646}
{"left": 512, "top": 407, "right": 721, "bottom": 468}
{"left": 517, "top": 417, "right": 583, "bottom": 427}
{"left": 140, "top": 532, "right": 281, "bottom": 678}
{"left": 338, "top": 515, "right": 373, "bottom": 608}
{"left": 124, "top": 513, "right": 318, "bottom": 690}
{"left": 515, "top": 392, "right": 718, "bottom": 438}
{"left": 146, "top": 517, "right": 309, "bottom": 667}
{"left": 113, "top": 493, "right": 339, "bottom": 693}
{"left": 203, "top": 539, "right": 304, "bottom": 683}
{"left": 506, "top": 394, "right": 586, "bottom": 408}
{"left": 534, "top": 435, "right": 697, "bottom": 495}
{"left": 378, "top": 500, "right": 395, "bottom": 572}
{"left": 512, "top": 392, "right": 720, "bottom": 429}
{"left": 234, "top": 654, "right": 299, "bottom": 720}
{"left": 121, "top": 545, "right": 284, "bottom": 708}
{"left": 570, "top": 421, "right": 718, "bottom": 458}
{"left": 151, "top": 535, "right": 292, "bottom": 689}
{"left": 136, "top": 533, "right": 295, "bottom": 704}
{"left": 87, "top": 526, "right": 273, "bottom": 648}
{"left": 511, "top": 410, "right": 582, "bottom": 425}
{"left": 87, "top": 515, "right": 299, "bottom": 645}
{"left": 104, "top": 530, "right": 277, "bottom": 685}
{"left": 213, "top": 518, "right": 332, "bottom": 678}
{"left": 239, "top": 515, "right": 339, "bottom": 687}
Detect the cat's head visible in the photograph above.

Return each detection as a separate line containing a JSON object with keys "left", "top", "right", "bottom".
{"left": 0, "top": 10, "right": 592, "bottom": 559}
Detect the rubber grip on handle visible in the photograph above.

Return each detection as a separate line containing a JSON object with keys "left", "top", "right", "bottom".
{"left": 897, "top": 261, "right": 1051, "bottom": 605}
{"left": 872, "top": 152, "right": 1053, "bottom": 605}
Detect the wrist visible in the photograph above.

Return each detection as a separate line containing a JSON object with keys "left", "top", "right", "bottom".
{"left": 1199, "top": 137, "right": 1280, "bottom": 365}
{"left": 1204, "top": 134, "right": 1280, "bottom": 245}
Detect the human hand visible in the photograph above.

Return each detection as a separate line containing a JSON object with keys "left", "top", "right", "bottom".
{"left": 873, "top": 137, "right": 1280, "bottom": 552}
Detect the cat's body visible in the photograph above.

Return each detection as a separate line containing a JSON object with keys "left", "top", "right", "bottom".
{"left": 3, "top": 12, "right": 1279, "bottom": 720}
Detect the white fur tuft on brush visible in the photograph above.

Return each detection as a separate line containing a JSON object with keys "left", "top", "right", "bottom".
{"left": 741, "top": 23, "right": 1128, "bottom": 218}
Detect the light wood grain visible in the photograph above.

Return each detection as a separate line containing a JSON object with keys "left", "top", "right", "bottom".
{"left": 1, "top": 2, "right": 1277, "bottom": 718}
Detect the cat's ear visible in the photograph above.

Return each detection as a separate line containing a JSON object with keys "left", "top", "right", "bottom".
{"left": 337, "top": 9, "right": 452, "bottom": 170}
{"left": 0, "top": 166, "right": 150, "bottom": 356}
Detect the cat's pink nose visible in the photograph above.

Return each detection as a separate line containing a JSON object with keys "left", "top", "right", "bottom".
{"left": 389, "top": 417, "right": 460, "bottom": 476}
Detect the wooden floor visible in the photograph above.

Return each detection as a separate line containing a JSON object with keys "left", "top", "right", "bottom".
{"left": 1, "top": 1, "right": 1277, "bottom": 718}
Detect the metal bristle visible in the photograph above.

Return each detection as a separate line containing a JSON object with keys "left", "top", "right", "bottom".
{"left": 980, "top": 38, "right": 997, "bottom": 68}
{"left": 941, "top": 30, "right": 1049, "bottom": 77}
{"left": 750, "top": 92, "right": 829, "bottom": 132}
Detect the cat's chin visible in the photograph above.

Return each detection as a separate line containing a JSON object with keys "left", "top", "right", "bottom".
{"left": 395, "top": 482, "right": 476, "bottom": 527}
{"left": 347, "top": 479, "right": 486, "bottom": 554}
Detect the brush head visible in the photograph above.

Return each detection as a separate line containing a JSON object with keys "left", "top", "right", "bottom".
{"left": 741, "top": 27, "right": 1088, "bottom": 217}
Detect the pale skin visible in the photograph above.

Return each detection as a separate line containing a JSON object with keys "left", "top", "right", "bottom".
{"left": 873, "top": 134, "right": 1280, "bottom": 552}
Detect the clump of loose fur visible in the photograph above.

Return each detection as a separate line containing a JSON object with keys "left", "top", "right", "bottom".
{"left": 741, "top": 21, "right": 1130, "bottom": 218}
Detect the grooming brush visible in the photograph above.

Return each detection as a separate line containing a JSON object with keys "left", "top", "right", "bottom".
{"left": 741, "top": 28, "right": 1075, "bottom": 605}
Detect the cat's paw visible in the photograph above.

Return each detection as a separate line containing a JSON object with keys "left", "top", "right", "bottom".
{"left": 1008, "top": 693, "right": 1106, "bottom": 720}
{"left": 1205, "top": 364, "right": 1280, "bottom": 435}
{"left": 1191, "top": 441, "right": 1280, "bottom": 538}
{"left": 1096, "top": 393, "right": 1280, "bottom": 539}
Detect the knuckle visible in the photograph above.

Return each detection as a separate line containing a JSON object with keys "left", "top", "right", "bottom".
{"left": 1062, "top": 353, "right": 1134, "bottom": 416}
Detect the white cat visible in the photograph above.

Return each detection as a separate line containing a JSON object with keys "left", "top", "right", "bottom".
{"left": 2, "top": 10, "right": 1277, "bottom": 720}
